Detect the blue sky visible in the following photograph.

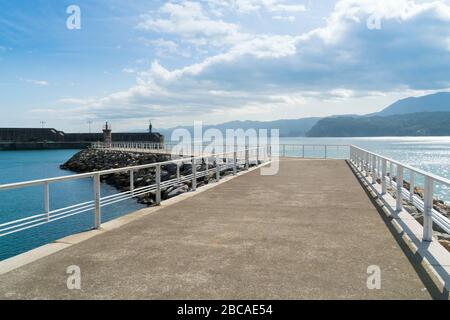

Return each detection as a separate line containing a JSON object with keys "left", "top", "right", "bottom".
{"left": 1, "top": 0, "right": 450, "bottom": 132}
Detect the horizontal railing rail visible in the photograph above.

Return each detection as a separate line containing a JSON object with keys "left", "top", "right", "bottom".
{"left": 93, "top": 142, "right": 351, "bottom": 159}
{"left": 0, "top": 146, "right": 270, "bottom": 237}
{"left": 350, "top": 145, "right": 450, "bottom": 241}
{"left": 1, "top": 142, "right": 448, "bottom": 249}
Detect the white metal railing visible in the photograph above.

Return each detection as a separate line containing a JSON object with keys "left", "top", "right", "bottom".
{"left": 92, "top": 142, "right": 168, "bottom": 152}
{"left": 93, "top": 142, "right": 350, "bottom": 159}
{"left": 350, "top": 145, "right": 450, "bottom": 241}
{"left": 0, "top": 146, "right": 269, "bottom": 237}
{"left": 1, "top": 143, "right": 448, "bottom": 244}
{"left": 276, "top": 144, "right": 349, "bottom": 159}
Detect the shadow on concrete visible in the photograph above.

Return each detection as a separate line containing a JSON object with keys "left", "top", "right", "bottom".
{"left": 345, "top": 160, "right": 449, "bottom": 300}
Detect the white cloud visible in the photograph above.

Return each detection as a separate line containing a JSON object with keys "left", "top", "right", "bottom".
{"left": 137, "top": 1, "right": 241, "bottom": 44}
{"left": 23, "top": 79, "right": 49, "bottom": 86}
{"left": 205, "top": 0, "right": 306, "bottom": 14}
{"left": 122, "top": 68, "right": 136, "bottom": 74}
{"left": 37, "top": 0, "right": 450, "bottom": 127}
{"left": 272, "top": 15, "right": 296, "bottom": 21}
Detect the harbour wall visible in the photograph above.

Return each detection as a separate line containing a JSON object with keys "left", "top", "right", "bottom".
{"left": 0, "top": 142, "right": 91, "bottom": 151}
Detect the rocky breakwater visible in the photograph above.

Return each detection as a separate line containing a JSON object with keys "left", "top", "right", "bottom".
{"left": 60, "top": 149, "right": 239, "bottom": 206}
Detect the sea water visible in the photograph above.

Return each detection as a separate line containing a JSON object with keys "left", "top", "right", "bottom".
{"left": 0, "top": 149, "right": 145, "bottom": 260}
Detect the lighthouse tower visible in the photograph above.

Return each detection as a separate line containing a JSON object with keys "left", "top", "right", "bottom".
{"left": 102, "top": 122, "right": 112, "bottom": 144}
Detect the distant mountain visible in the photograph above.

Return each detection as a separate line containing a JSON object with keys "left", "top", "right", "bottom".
{"left": 375, "top": 92, "right": 450, "bottom": 116}
{"left": 154, "top": 92, "right": 450, "bottom": 139}
{"left": 306, "top": 112, "right": 450, "bottom": 137}
{"left": 157, "top": 117, "right": 321, "bottom": 140}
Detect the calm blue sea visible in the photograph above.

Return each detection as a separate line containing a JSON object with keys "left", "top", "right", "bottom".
{"left": 0, "top": 149, "right": 145, "bottom": 261}
{"left": 0, "top": 137, "right": 449, "bottom": 261}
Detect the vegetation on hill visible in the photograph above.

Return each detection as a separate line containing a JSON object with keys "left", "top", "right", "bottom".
{"left": 306, "top": 112, "right": 450, "bottom": 137}
{"left": 157, "top": 117, "right": 321, "bottom": 138}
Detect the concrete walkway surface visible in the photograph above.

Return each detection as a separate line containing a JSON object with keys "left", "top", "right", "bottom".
{"left": 0, "top": 159, "right": 432, "bottom": 299}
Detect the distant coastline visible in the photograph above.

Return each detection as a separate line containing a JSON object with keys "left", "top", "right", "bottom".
{"left": 156, "top": 92, "right": 450, "bottom": 138}
{"left": 306, "top": 112, "right": 450, "bottom": 137}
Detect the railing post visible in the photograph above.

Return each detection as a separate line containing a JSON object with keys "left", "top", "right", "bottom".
{"left": 409, "top": 171, "right": 415, "bottom": 203}
{"left": 215, "top": 155, "right": 220, "bottom": 182}
{"left": 176, "top": 163, "right": 181, "bottom": 185}
{"left": 365, "top": 152, "right": 369, "bottom": 177}
{"left": 130, "top": 169, "right": 134, "bottom": 196}
{"left": 396, "top": 165, "right": 403, "bottom": 212}
{"left": 302, "top": 145, "right": 305, "bottom": 158}
{"left": 256, "top": 143, "right": 260, "bottom": 164}
{"left": 44, "top": 182, "right": 50, "bottom": 221}
{"left": 233, "top": 150, "right": 237, "bottom": 175}
{"left": 358, "top": 150, "right": 362, "bottom": 170}
{"left": 93, "top": 174, "right": 101, "bottom": 229}
{"left": 191, "top": 157, "right": 197, "bottom": 191}
{"left": 282, "top": 144, "right": 286, "bottom": 157}
{"left": 381, "top": 159, "right": 387, "bottom": 195}
{"left": 245, "top": 145, "right": 249, "bottom": 170}
{"left": 361, "top": 151, "right": 365, "bottom": 173}
{"left": 371, "top": 155, "right": 376, "bottom": 184}
{"left": 389, "top": 162, "right": 394, "bottom": 187}
{"left": 155, "top": 164, "right": 161, "bottom": 205}
{"left": 377, "top": 157, "right": 381, "bottom": 180}
{"left": 423, "top": 176, "right": 434, "bottom": 242}
{"left": 324, "top": 145, "right": 327, "bottom": 159}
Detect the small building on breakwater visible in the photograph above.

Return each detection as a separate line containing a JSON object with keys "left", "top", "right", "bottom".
{"left": 0, "top": 122, "right": 164, "bottom": 150}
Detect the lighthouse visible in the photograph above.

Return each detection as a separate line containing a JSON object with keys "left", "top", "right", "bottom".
{"left": 102, "top": 122, "right": 112, "bottom": 144}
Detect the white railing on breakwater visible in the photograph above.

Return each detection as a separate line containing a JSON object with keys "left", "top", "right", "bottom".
{"left": 349, "top": 146, "right": 450, "bottom": 241}
{"left": 93, "top": 142, "right": 168, "bottom": 152}
{"left": 93, "top": 142, "right": 351, "bottom": 159}
{"left": 0, "top": 146, "right": 269, "bottom": 237}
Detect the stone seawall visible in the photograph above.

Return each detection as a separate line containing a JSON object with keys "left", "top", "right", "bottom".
{"left": 60, "top": 149, "right": 244, "bottom": 206}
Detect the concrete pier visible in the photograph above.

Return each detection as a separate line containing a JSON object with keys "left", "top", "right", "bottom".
{"left": 0, "top": 159, "right": 435, "bottom": 299}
